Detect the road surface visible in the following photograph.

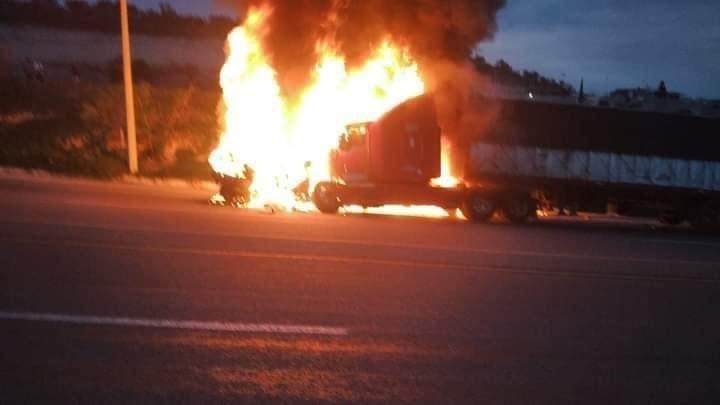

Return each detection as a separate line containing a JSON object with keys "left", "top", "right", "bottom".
{"left": 1, "top": 174, "right": 719, "bottom": 404}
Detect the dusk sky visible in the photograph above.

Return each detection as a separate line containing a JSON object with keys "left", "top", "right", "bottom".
{"left": 129, "top": 0, "right": 720, "bottom": 98}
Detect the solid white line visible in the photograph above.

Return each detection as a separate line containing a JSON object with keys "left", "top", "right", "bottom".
{"left": 0, "top": 311, "right": 349, "bottom": 336}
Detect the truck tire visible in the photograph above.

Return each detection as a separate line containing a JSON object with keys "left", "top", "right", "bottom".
{"left": 658, "top": 211, "right": 684, "bottom": 226}
{"left": 312, "top": 182, "right": 341, "bottom": 214}
{"left": 690, "top": 203, "right": 720, "bottom": 232}
{"left": 219, "top": 178, "right": 250, "bottom": 207}
{"left": 461, "top": 191, "right": 496, "bottom": 222}
{"left": 502, "top": 195, "right": 534, "bottom": 224}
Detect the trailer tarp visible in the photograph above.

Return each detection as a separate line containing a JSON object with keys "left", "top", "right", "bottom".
{"left": 470, "top": 143, "right": 720, "bottom": 192}
{"left": 481, "top": 100, "right": 720, "bottom": 162}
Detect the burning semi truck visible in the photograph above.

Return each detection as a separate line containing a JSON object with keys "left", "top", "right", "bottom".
{"left": 310, "top": 94, "right": 720, "bottom": 228}
{"left": 311, "top": 95, "right": 474, "bottom": 218}
{"left": 209, "top": 5, "right": 719, "bottom": 227}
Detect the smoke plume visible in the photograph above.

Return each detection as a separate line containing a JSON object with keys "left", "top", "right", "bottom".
{"left": 221, "top": 0, "right": 506, "bottom": 100}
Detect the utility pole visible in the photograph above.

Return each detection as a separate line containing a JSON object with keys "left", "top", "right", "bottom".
{"left": 120, "top": 0, "right": 138, "bottom": 174}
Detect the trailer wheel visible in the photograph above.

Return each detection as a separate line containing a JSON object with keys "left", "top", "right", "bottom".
{"left": 461, "top": 191, "right": 496, "bottom": 222}
{"left": 312, "top": 182, "right": 341, "bottom": 214}
{"left": 690, "top": 203, "right": 720, "bottom": 232}
{"left": 658, "top": 211, "right": 684, "bottom": 226}
{"left": 502, "top": 196, "right": 534, "bottom": 224}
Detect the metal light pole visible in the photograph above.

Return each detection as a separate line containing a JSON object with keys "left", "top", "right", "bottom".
{"left": 120, "top": 0, "right": 138, "bottom": 174}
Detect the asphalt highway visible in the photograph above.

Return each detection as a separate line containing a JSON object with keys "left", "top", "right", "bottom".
{"left": 1, "top": 174, "right": 719, "bottom": 404}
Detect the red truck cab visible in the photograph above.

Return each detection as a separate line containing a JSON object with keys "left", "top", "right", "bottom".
{"left": 330, "top": 95, "right": 441, "bottom": 185}
{"left": 313, "top": 94, "right": 505, "bottom": 220}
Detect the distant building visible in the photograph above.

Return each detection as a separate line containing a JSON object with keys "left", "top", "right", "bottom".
{"left": 598, "top": 86, "right": 719, "bottom": 118}
{"left": 479, "top": 81, "right": 719, "bottom": 119}
{"left": 697, "top": 99, "right": 720, "bottom": 117}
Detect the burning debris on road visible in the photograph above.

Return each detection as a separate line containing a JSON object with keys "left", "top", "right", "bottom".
{"left": 211, "top": 163, "right": 255, "bottom": 207}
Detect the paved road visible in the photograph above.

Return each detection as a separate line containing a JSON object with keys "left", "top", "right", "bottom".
{"left": 1, "top": 175, "right": 719, "bottom": 404}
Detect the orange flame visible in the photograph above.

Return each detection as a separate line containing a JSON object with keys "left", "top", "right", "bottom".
{"left": 210, "top": 6, "right": 459, "bottom": 217}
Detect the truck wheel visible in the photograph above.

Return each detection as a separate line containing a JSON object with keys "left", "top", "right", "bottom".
{"left": 312, "top": 182, "right": 341, "bottom": 214}
{"left": 461, "top": 191, "right": 496, "bottom": 222}
{"left": 502, "top": 196, "right": 534, "bottom": 224}
{"left": 658, "top": 211, "right": 684, "bottom": 226}
{"left": 690, "top": 203, "right": 720, "bottom": 232}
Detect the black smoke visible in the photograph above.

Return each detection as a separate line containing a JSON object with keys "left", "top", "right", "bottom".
{"left": 221, "top": 0, "right": 506, "bottom": 101}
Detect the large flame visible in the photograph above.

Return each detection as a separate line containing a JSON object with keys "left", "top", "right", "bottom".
{"left": 210, "top": 6, "right": 457, "bottom": 217}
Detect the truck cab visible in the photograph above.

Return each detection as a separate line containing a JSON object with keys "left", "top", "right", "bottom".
{"left": 313, "top": 95, "right": 504, "bottom": 221}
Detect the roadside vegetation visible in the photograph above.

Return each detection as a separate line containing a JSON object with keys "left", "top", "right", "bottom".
{"left": 471, "top": 56, "right": 575, "bottom": 96}
{"left": 0, "top": 76, "right": 220, "bottom": 179}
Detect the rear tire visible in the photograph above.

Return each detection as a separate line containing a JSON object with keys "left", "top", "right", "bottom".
{"left": 690, "top": 202, "right": 720, "bottom": 231}
{"left": 312, "top": 182, "right": 341, "bottom": 214}
{"left": 461, "top": 191, "right": 496, "bottom": 222}
{"left": 658, "top": 211, "right": 684, "bottom": 226}
{"left": 502, "top": 195, "right": 534, "bottom": 224}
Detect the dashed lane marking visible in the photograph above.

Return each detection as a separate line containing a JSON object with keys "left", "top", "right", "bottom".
{"left": 0, "top": 311, "right": 349, "bottom": 336}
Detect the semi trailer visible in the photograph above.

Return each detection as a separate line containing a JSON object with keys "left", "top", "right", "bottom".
{"left": 312, "top": 94, "right": 720, "bottom": 228}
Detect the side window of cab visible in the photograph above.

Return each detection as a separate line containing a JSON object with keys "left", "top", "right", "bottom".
{"left": 339, "top": 133, "right": 352, "bottom": 151}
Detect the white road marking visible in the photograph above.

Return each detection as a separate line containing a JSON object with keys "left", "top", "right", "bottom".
{"left": 0, "top": 311, "right": 349, "bottom": 336}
